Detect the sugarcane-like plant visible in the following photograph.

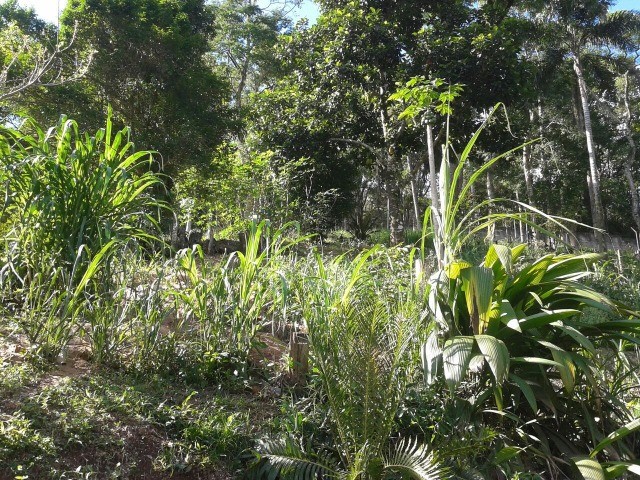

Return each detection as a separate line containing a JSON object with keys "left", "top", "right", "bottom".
{"left": 0, "top": 111, "right": 167, "bottom": 358}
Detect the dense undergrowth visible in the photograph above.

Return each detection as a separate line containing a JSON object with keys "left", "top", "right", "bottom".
{"left": 0, "top": 115, "right": 639, "bottom": 479}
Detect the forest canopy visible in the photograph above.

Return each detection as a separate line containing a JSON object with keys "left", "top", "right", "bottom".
{"left": 1, "top": 0, "right": 639, "bottom": 242}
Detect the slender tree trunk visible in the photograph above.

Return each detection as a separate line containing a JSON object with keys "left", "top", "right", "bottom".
{"left": 384, "top": 160, "right": 404, "bottom": 244}
{"left": 379, "top": 86, "right": 404, "bottom": 244}
{"left": 486, "top": 166, "right": 495, "bottom": 242}
{"left": 235, "top": 49, "right": 251, "bottom": 110}
{"left": 523, "top": 108, "right": 538, "bottom": 244}
{"left": 407, "top": 155, "right": 421, "bottom": 229}
{"left": 621, "top": 71, "right": 640, "bottom": 234}
{"left": 425, "top": 123, "right": 439, "bottom": 211}
{"left": 522, "top": 109, "right": 536, "bottom": 206}
{"left": 573, "top": 54, "right": 606, "bottom": 250}
{"left": 516, "top": 190, "right": 525, "bottom": 242}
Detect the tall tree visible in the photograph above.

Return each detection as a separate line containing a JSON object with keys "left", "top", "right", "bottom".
{"left": 530, "top": 0, "right": 640, "bottom": 249}
{"left": 209, "top": 0, "right": 294, "bottom": 110}
{"left": 49, "top": 0, "right": 232, "bottom": 172}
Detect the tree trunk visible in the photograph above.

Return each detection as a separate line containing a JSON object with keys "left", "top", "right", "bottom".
{"left": 621, "top": 71, "right": 640, "bottom": 234}
{"left": 573, "top": 54, "right": 606, "bottom": 251}
{"left": 407, "top": 155, "right": 421, "bottom": 229}
{"left": 378, "top": 85, "right": 404, "bottom": 244}
{"left": 384, "top": 160, "right": 404, "bottom": 244}
{"left": 425, "top": 123, "right": 439, "bottom": 211}
{"left": 486, "top": 166, "right": 495, "bottom": 243}
{"left": 522, "top": 109, "right": 536, "bottom": 206}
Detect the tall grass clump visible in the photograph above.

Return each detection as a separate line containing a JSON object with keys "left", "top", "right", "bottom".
{"left": 0, "top": 112, "right": 167, "bottom": 359}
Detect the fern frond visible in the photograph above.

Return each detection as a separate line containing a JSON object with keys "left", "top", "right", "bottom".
{"left": 252, "top": 437, "right": 344, "bottom": 480}
{"left": 383, "top": 437, "right": 447, "bottom": 480}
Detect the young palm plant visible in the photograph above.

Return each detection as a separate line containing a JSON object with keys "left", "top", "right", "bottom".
{"left": 252, "top": 248, "right": 444, "bottom": 480}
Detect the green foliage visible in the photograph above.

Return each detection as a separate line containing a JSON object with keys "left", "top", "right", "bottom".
{"left": 0, "top": 112, "right": 166, "bottom": 274}
{"left": 0, "top": 371, "right": 252, "bottom": 478}
{"left": 172, "top": 220, "right": 308, "bottom": 378}
{"left": 209, "top": 0, "right": 290, "bottom": 108}
{"left": 390, "top": 77, "right": 464, "bottom": 124}
{"left": 52, "top": 0, "right": 231, "bottom": 171}
{"left": 254, "top": 247, "right": 445, "bottom": 479}
{"left": 0, "top": 113, "right": 167, "bottom": 358}
{"left": 173, "top": 146, "right": 314, "bottom": 236}
{"left": 0, "top": 412, "right": 55, "bottom": 463}
{"left": 415, "top": 109, "right": 640, "bottom": 474}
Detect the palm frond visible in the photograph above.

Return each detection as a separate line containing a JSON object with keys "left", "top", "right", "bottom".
{"left": 251, "top": 437, "right": 343, "bottom": 480}
{"left": 589, "top": 11, "right": 640, "bottom": 52}
{"left": 384, "top": 437, "right": 447, "bottom": 480}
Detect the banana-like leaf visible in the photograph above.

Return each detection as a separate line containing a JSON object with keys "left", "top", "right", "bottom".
{"left": 490, "top": 300, "right": 521, "bottom": 335}
{"left": 484, "top": 244, "right": 513, "bottom": 273}
{"left": 475, "top": 335, "right": 509, "bottom": 384}
{"left": 550, "top": 348, "right": 576, "bottom": 393}
{"left": 510, "top": 244, "right": 527, "bottom": 263}
{"left": 537, "top": 340, "right": 576, "bottom": 393}
{"left": 505, "top": 255, "right": 554, "bottom": 298}
{"left": 443, "top": 336, "right": 474, "bottom": 391}
{"left": 421, "top": 331, "right": 442, "bottom": 386}
{"left": 445, "top": 261, "right": 473, "bottom": 280}
{"left": 542, "top": 253, "right": 601, "bottom": 282}
{"left": 460, "top": 267, "right": 494, "bottom": 334}
{"left": 518, "top": 309, "right": 580, "bottom": 331}
{"left": 574, "top": 456, "right": 606, "bottom": 480}
{"left": 511, "top": 356, "right": 564, "bottom": 368}
{"left": 384, "top": 437, "right": 446, "bottom": 480}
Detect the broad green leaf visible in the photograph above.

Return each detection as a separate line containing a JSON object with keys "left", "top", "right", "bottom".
{"left": 493, "top": 300, "right": 521, "bottom": 335}
{"left": 554, "top": 290, "right": 617, "bottom": 314}
{"left": 442, "top": 336, "right": 474, "bottom": 391}
{"left": 510, "top": 244, "right": 526, "bottom": 263}
{"left": 553, "top": 323, "right": 596, "bottom": 354}
{"left": 519, "top": 309, "right": 580, "bottom": 330}
{"left": 574, "top": 457, "right": 606, "bottom": 480}
{"left": 506, "top": 255, "right": 554, "bottom": 298}
{"left": 445, "top": 261, "right": 472, "bottom": 280}
{"left": 421, "top": 331, "right": 442, "bottom": 386}
{"left": 542, "top": 253, "right": 601, "bottom": 282}
{"left": 461, "top": 266, "right": 494, "bottom": 334}
{"left": 484, "top": 244, "right": 512, "bottom": 273}
{"left": 547, "top": 347, "right": 575, "bottom": 393}
{"left": 475, "top": 335, "right": 509, "bottom": 384}
{"left": 511, "top": 356, "right": 564, "bottom": 368}
{"left": 494, "top": 446, "right": 521, "bottom": 465}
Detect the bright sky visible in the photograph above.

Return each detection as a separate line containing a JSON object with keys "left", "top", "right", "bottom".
{"left": 16, "top": 0, "right": 638, "bottom": 26}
